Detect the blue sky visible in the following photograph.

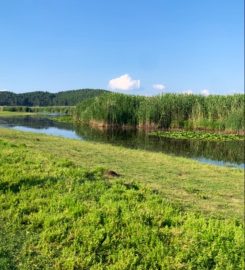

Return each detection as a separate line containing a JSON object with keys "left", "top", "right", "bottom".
{"left": 0, "top": 0, "right": 244, "bottom": 95}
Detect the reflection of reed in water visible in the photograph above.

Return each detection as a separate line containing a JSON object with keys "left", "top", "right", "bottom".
{"left": 0, "top": 116, "right": 74, "bottom": 130}
{"left": 74, "top": 124, "right": 244, "bottom": 165}
{"left": 0, "top": 116, "right": 243, "bottom": 166}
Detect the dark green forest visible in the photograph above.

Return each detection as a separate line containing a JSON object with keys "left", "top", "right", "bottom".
{"left": 76, "top": 93, "right": 244, "bottom": 132}
{"left": 0, "top": 89, "right": 108, "bottom": 106}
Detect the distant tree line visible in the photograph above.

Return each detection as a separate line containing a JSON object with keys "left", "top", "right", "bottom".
{"left": 0, "top": 89, "right": 108, "bottom": 106}
{"left": 76, "top": 93, "right": 244, "bottom": 132}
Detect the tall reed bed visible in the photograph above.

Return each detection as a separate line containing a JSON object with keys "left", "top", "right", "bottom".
{"left": 76, "top": 93, "right": 244, "bottom": 132}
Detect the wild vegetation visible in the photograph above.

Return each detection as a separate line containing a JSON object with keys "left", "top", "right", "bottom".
{"left": 72, "top": 124, "right": 244, "bottom": 165}
{"left": 2, "top": 91, "right": 244, "bottom": 133}
{"left": 0, "top": 129, "right": 244, "bottom": 269}
{"left": 0, "top": 93, "right": 244, "bottom": 268}
{"left": 76, "top": 93, "right": 244, "bottom": 132}
{"left": 0, "top": 89, "right": 108, "bottom": 106}
{"left": 0, "top": 106, "right": 75, "bottom": 115}
{"left": 149, "top": 130, "right": 244, "bottom": 141}
{"left": 0, "top": 111, "right": 35, "bottom": 117}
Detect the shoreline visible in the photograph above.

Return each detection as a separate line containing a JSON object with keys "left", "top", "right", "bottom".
{"left": 0, "top": 127, "right": 243, "bottom": 220}
{"left": 75, "top": 118, "right": 245, "bottom": 135}
{"left": 1, "top": 111, "right": 244, "bottom": 135}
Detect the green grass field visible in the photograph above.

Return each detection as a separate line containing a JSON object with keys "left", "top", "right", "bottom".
{"left": 0, "top": 128, "right": 244, "bottom": 269}
{"left": 0, "top": 111, "right": 35, "bottom": 117}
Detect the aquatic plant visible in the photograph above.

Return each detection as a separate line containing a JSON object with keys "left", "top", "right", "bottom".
{"left": 149, "top": 130, "right": 245, "bottom": 141}
{"left": 75, "top": 93, "right": 244, "bottom": 132}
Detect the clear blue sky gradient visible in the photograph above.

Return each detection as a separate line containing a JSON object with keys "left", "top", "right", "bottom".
{"left": 0, "top": 0, "right": 244, "bottom": 95}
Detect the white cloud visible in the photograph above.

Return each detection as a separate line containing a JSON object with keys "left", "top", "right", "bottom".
{"left": 182, "top": 89, "right": 193, "bottom": 95}
{"left": 108, "top": 74, "right": 140, "bottom": 91}
{"left": 230, "top": 89, "right": 243, "bottom": 94}
{"left": 201, "top": 89, "right": 210, "bottom": 96}
{"left": 152, "top": 84, "right": 165, "bottom": 91}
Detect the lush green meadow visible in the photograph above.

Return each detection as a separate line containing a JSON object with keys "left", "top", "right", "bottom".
{"left": 0, "top": 111, "right": 36, "bottom": 117}
{"left": 0, "top": 128, "right": 244, "bottom": 269}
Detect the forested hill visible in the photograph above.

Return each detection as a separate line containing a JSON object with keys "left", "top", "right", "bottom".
{"left": 0, "top": 89, "right": 109, "bottom": 106}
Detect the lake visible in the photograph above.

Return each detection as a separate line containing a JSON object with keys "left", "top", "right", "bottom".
{"left": 0, "top": 115, "right": 244, "bottom": 169}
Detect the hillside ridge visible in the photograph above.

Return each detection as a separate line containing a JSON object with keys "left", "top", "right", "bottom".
{"left": 0, "top": 88, "right": 109, "bottom": 106}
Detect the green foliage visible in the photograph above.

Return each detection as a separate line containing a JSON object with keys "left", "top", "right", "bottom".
{"left": 76, "top": 93, "right": 143, "bottom": 126}
{"left": 150, "top": 130, "right": 245, "bottom": 141}
{"left": 226, "top": 108, "right": 245, "bottom": 132}
{"left": 1, "top": 128, "right": 243, "bottom": 219}
{"left": 1, "top": 106, "right": 75, "bottom": 115}
{"left": 51, "top": 115, "right": 74, "bottom": 123}
{"left": 0, "top": 138, "right": 244, "bottom": 269}
{"left": 76, "top": 93, "right": 244, "bottom": 132}
{"left": 0, "top": 89, "right": 108, "bottom": 106}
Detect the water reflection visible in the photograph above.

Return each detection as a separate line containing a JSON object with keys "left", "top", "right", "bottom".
{"left": 74, "top": 125, "right": 244, "bottom": 166}
{"left": 0, "top": 116, "right": 244, "bottom": 168}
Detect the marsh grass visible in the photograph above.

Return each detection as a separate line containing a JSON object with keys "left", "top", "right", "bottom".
{"left": 76, "top": 93, "right": 244, "bottom": 132}
{"left": 0, "top": 136, "right": 244, "bottom": 269}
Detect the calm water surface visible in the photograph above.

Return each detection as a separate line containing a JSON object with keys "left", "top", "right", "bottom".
{"left": 0, "top": 116, "right": 244, "bottom": 169}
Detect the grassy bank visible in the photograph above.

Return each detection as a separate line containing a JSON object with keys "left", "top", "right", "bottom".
{"left": 0, "top": 128, "right": 243, "bottom": 219}
{"left": 0, "top": 106, "right": 75, "bottom": 115}
{"left": 0, "top": 111, "right": 36, "bottom": 117}
{"left": 0, "top": 128, "right": 244, "bottom": 269}
{"left": 51, "top": 115, "right": 74, "bottom": 123}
